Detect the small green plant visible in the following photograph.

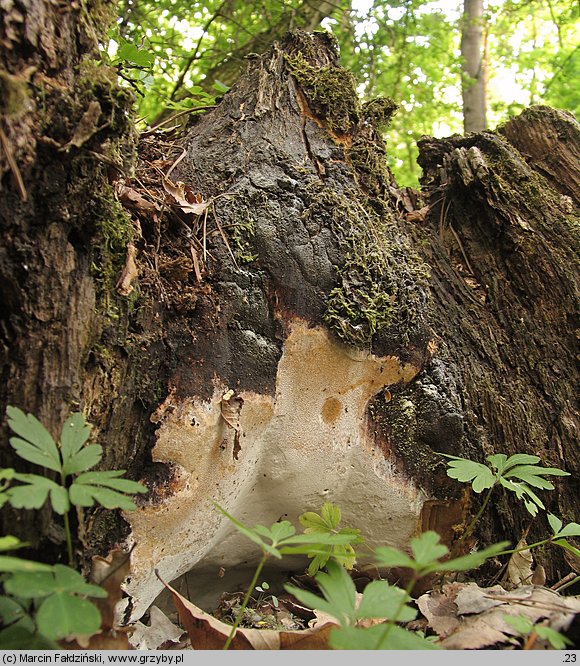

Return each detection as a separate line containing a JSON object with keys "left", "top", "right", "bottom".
{"left": 442, "top": 453, "right": 570, "bottom": 545}
{"left": 285, "top": 531, "right": 509, "bottom": 650}
{"left": 503, "top": 614, "right": 573, "bottom": 649}
{"left": 0, "top": 407, "right": 148, "bottom": 648}
{"left": 215, "top": 501, "right": 510, "bottom": 650}
{"left": 0, "top": 535, "right": 109, "bottom": 647}
{"left": 213, "top": 502, "right": 363, "bottom": 649}
{"left": 299, "top": 502, "right": 363, "bottom": 575}
{"left": 254, "top": 581, "right": 279, "bottom": 609}
{"left": 1, "top": 407, "right": 148, "bottom": 565}
{"left": 492, "top": 514, "right": 580, "bottom": 588}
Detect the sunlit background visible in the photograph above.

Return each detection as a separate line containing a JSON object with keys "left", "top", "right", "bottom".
{"left": 108, "top": 0, "right": 579, "bottom": 185}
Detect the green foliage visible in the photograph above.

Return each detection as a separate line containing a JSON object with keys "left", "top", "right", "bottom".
{"left": 0, "top": 537, "right": 52, "bottom": 575}
{"left": 0, "top": 535, "right": 109, "bottom": 647}
{"left": 443, "top": 453, "right": 569, "bottom": 516}
{"left": 4, "top": 566, "right": 107, "bottom": 641}
{"left": 106, "top": 0, "right": 576, "bottom": 187}
{"left": 285, "top": 559, "right": 435, "bottom": 649}
{"left": 374, "top": 531, "right": 510, "bottom": 577}
{"left": 213, "top": 502, "right": 362, "bottom": 561}
{"left": 3, "top": 407, "right": 148, "bottom": 517}
{"left": 214, "top": 502, "right": 364, "bottom": 649}
{"left": 217, "top": 501, "right": 518, "bottom": 650}
{"left": 503, "top": 614, "right": 573, "bottom": 649}
{"left": 299, "top": 502, "right": 363, "bottom": 575}
{"left": 0, "top": 408, "right": 148, "bottom": 648}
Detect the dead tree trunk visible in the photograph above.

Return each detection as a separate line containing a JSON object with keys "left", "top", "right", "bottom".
{"left": 1, "top": 10, "right": 577, "bottom": 622}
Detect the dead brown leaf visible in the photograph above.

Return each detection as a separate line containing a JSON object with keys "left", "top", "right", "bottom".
{"left": 159, "top": 575, "right": 337, "bottom": 649}
{"left": 405, "top": 206, "right": 430, "bottom": 223}
{"left": 419, "top": 582, "right": 580, "bottom": 650}
{"left": 116, "top": 181, "right": 161, "bottom": 221}
{"left": 162, "top": 177, "right": 211, "bottom": 216}
{"left": 61, "top": 549, "right": 134, "bottom": 650}
{"left": 90, "top": 549, "right": 133, "bottom": 630}
{"left": 116, "top": 242, "right": 139, "bottom": 296}
{"left": 416, "top": 585, "right": 460, "bottom": 638}
{"left": 129, "top": 606, "right": 185, "bottom": 650}
{"left": 507, "top": 539, "right": 534, "bottom": 587}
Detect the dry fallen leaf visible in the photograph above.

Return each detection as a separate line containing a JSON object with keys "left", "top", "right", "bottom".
{"left": 416, "top": 584, "right": 460, "bottom": 638}
{"left": 61, "top": 549, "right": 134, "bottom": 650}
{"left": 162, "top": 177, "right": 211, "bottom": 216}
{"left": 116, "top": 181, "right": 161, "bottom": 221}
{"left": 159, "top": 574, "right": 337, "bottom": 649}
{"left": 419, "top": 582, "right": 580, "bottom": 650}
{"left": 507, "top": 539, "right": 534, "bottom": 587}
{"left": 116, "top": 242, "right": 139, "bottom": 296}
{"left": 129, "top": 606, "right": 185, "bottom": 650}
{"left": 405, "top": 206, "right": 430, "bottom": 223}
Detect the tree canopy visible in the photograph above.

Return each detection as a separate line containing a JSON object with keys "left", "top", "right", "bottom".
{"left": 108, "top": 0, "right": 578, "bottom": 185}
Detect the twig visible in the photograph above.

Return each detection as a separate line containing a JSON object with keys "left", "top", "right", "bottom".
{"left": 438, "top": 197, "right": 452, "bottom": 239}
{"left": 165, "top": 147, "right": 188, "bottom": 180}
{"left": 212, "top": 205, "right": 239, "bottom": 269}
{"left": 449, "top": 223, "right": 475, "bottom": 276}
{"left": 0, "top": 127, "right": 28, "bottom": 201}
{"left": 552, "top": 574, "right": 579, "bottom": 593}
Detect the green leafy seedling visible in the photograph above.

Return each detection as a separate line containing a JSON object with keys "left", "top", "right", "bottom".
{"left": 442, "top": 452, "right": 570, "bottom": 544}
{"left": 374, "top": 530, "right": 510, "bottom": 578}
{"left": 285, "top": 525, "right": 507, "bottom": 649}
{"left": 3, "top": 407, "right": 148, "bottom": 565}
{"left": 213, "top": 502, "right": 362, "bottom": 649}
{"left": 3, "top": 565, "right": 107, "bottom": 641}
{"left": 285, "top": 560, "right": 436, "bottom": 650}
{"left": 254, "top": 581, "right": 279, "bottom": 608}
{"left": 503, "top": 614, "right": 573, "bottom": 649}
{"left": 299, "top": 502, "right": 364, "bottom": 575}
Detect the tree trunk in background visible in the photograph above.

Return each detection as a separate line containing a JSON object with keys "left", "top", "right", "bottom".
{"left": 1, "top": 3, "right": 578, "bottom": 622}
{"left": 461, "top": 0, "right": 487, "bottom": 132}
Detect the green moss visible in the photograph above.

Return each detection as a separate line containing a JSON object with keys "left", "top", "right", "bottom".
{"left": 91, "top": 187, "right": 136, "bottom": 317}
{"left": 302, "top": 184, "right": 430, "bottom": 347}
{"left": 346, "top": 138, "right": 391, "bottom": 192}
{"left": 369, "top": 393, "right": 444, "bottom": 486}
{"left": 284, "top": 51, "right": 360, "bottom": 134}
{"left": 76, "top": 57, "right": 138, "bottom": 168}
{"left": 362, "top": 97, "right": 398, "bottom": 131}
{"left": 229, "top": 217, "right": 258, "bottom": 265}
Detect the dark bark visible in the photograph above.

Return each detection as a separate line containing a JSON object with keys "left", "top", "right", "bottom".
{"left": 0, "top": 2, "right": 578, "bottom": 620}
{"left": 413, "top": 110, "right": 579, "bottom": 562}
{"left": 0, "top": 0, "right": 145, "bottom": 550}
